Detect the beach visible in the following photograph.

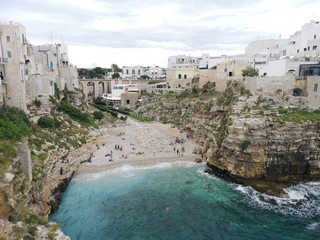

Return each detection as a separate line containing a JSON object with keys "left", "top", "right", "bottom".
{"left": 73, "top": 118, "right": 201, "bottom": 177}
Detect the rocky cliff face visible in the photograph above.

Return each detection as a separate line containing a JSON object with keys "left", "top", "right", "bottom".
{"left": 137, "top": 83, "right": 320, "bottom": 186}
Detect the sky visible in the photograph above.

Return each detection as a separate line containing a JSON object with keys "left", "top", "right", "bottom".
{"left": 1, "top": 0, "right": 320, "bottom": 68}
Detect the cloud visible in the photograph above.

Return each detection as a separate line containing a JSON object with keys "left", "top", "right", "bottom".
{"left": 2, "top": 0, "right": 320, "bottom": 67}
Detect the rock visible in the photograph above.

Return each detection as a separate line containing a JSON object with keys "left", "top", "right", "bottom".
{"left": 192, "top": 146, "right": 202, "bottom": 154}
{"left": 194, "top": 157, "right": 202, "bottom": 163}
{"left": 4, "top": 173, "right": 14, "bottom": 182}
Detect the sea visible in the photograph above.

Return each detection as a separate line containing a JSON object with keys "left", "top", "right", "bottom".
{"left": 49, "top": 162, "right": 320, "bottom": 240}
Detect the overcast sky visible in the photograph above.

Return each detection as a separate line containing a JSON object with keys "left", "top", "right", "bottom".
{"left": 2, "top": 0, "right": 320, "bottom": 68}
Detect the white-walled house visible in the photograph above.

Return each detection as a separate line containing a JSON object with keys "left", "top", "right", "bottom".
{"left": 121, "top": 66, "right": 147, "bottom": 79}
{"left": 103, "top": 84, "right": 140, "bottom": 106}
{"left": 0, "top": 22, "right": 78, "bottom": 111}
{"left": 0, "top": 22, "right": 28, "bottom": 111}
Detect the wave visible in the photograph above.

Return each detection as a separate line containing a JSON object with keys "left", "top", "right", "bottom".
{"left": 235, "top": 182, "right": 320, "bottom": 218}
{"left": 76, "top": 161, "right": 203, "bottom": 181}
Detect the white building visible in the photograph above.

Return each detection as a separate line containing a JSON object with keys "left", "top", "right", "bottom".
{"left": 168, "top": 55, "right": 202, "bottom": 68}
{"left": 145, "top": 66, "right": 165, "bottom": 79}
{"left": 0, "top": 22, "right": 78, "bottom": 111}
{"left": 103, "top": 84, "right": 140, "bottom": 106}
{"left": 245, "top": 21, "right": 320, "bottom": 77}
{"left": 0, "top": 21, "right": 28, "bottom": 111}
{"left": 121, "top": 66, "right": 147, "bottom": 79}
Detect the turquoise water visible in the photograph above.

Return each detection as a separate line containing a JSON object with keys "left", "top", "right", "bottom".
{"left": 50, "top": 162, "right": 320, "bottom": 240}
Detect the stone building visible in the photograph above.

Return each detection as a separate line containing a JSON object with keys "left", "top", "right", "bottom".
{"left": 121, "top": 91, "right": 140, "bottom": 109}
{"left": 165, "top": 66, "right": 198, "bottom": 89}
{"left": 0, "top": 22, "right": 78, "bottom": 110}
{"left": 0, "top": 22, "right": 28, "bottom": 111}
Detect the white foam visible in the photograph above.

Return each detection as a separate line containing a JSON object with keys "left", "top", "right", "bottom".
{"left": 306, "top": 222, "right": 319, "bottom": 230}
{"left": 234, "top": 182, "right": 320, "bottom": 218}
{"left": 76, "top": 161, "right": 202, "bottom": 181}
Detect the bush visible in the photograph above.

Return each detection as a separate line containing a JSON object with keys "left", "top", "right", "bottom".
{"left": 57, "top": 101, "right": 97, "bottom": 127}
{"left": 240, "top": 140, "right": 251, "bottom": 151}
{"left": 37, "top": 116, "right": 61, "bottom": 128}
{"left": 93, "top": 97, "right": 107, "bottom": 106}
{"left": 0, "top": 105, "right": 31, "bottom": 140}
{"left": 33, "top": 99, "right": 41, "bottom": 108}
{"left": 92, "top": 111, "right": 104, "bottom": 120}
{"left": 278, "top": 107, "right": 289, "bottom": 114}
{"left": 242, "top": 66, "right": 259, "bottom": 77}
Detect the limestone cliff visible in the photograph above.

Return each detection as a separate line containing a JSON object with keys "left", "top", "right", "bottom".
{"left": 0, "top": 93, "right": 116, "bottom": 239}
{"left": 137, "top": 82, "right": 320, "bottom": 187}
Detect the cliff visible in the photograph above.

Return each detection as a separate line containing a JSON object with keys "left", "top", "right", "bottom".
{"left": 0, "top": 93, "right": 117, "bottom": 239}
{"left": 136, "top": 82, "right": 320, "bottom": 191}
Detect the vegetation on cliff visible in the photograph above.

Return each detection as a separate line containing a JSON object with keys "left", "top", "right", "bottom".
{"left": 0, "top": 90, "right": 118, "bottom": 239}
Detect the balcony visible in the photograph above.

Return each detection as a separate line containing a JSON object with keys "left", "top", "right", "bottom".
{"left": 0, "top": 57, "right": 8, "bottom": 64}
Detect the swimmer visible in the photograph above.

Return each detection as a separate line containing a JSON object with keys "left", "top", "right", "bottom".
{"left": 164, "top": 205, "right": 170, "bottom": 212}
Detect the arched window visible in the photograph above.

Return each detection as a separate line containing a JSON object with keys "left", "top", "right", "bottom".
{"left": 126, "top": 99, "right": 130, "bottom": 104}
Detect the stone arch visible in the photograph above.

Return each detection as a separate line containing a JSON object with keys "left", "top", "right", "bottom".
{"left": 87, "top": 81, "right": 95, "bottom": 99}
{"left": 98, "top": 81, "right": 105, "bottom": 96}
{"left": 79, "top": 82, "right": 84, "bottom": 91}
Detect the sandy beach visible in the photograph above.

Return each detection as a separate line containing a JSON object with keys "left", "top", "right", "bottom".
{"left": 74, "top": 118, "right": 201, "bottom": 177}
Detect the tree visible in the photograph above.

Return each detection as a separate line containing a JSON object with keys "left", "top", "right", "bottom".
{"left": 112, "top": 72, "right": 120, "bottom": 79}
{"left": 242, "top": 66, "right": 259, "bottom": 77}
{"left": 111, "top": 64, "right": 121, "bottom": 73}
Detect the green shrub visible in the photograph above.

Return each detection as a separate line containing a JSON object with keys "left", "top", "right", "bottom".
{"left": 129, "top": 113, "right": 154, "bottom": 122}
{"left": 33, "top": 99, "right": 41, "bottom": 108}
{"left": 57, "top": 101, "right": 97, "bottom": 127}
{"left": 92, "top": 111, "right": 104, "bottom": 120}
{"left": 54, "top": 83, "right": 60, "bottom": 100}
{"left": 37, "top": 116, "right": 61, "bottom": 128}
{"left": 240, "top": 140, "right": 251, "bottom": 151}
{"left": 93, "top": 97, "right": 107, "bottom": 106}
{"left": 278, "top": 107, "right": 288, "bottom": 114}
{"left": 0, "top": 105, "right": 31, "bottom": 140}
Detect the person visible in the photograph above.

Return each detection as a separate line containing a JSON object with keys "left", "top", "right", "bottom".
{"left": 164, "top": 205, "right": 170, "bottom": 212}
{"left": 60, "top": 167, "right": 63, "bottom": 175}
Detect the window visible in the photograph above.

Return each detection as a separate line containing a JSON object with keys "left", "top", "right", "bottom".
{"left": 126, "top": 99, "right": 130, "bottom": 104}
{"left": 50, "top": 61, "right": 54, "bottom": 71}
{"left": 126, "top": 69, "right": 129, "bottom": 74}
{"left": 297, "top": 49, "right": 300, "bottom": 53}
{"left": 308, "top": 46, "right": 310, "bottom": 51}
{"left": 6, "top": 36, "right": 10, "bottom": 42}
{"left": 313, "top": 46, "right": 317, "bottom": 50}
{"left": 178, "top": 74, "right": 181, "bottom": 79}
{"left": 138, "top": 70, "right": 140, "bottom": 74}
{"left": 314, "top": 83, "right": 318, "bottom": 92}
{"left": 314, "top": 35, "right": 317, "bottom": 39}
{"left": 304, "top": 48, "right": 307, "bottom": 51}
{"left": 7, "top": 51, "right": 11, "bottom": 58}
{"left": 132, "top": 70, "right": 135, "bottom": 74}
{"left": 184, "top": 75, "right": 187, "bottom": 79}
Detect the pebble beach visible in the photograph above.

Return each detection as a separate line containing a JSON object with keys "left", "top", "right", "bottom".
{"left": 73, "top": 118, "right": 201, "bottom": 177}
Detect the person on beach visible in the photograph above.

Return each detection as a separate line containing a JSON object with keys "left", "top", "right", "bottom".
{"left": 60, "top": 167, "right": 63, "bottom": 175}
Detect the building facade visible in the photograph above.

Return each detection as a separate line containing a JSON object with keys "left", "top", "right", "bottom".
{"left": 0, "top": 22, "right": 28, "bottom": 111}
{"left": 0, "top": 22, "right": 78, "bottom": 111}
